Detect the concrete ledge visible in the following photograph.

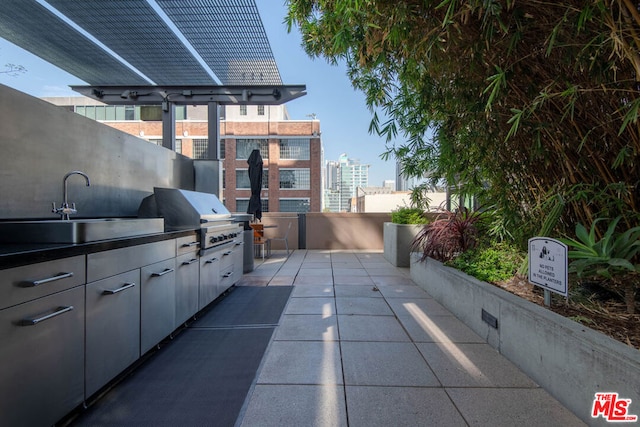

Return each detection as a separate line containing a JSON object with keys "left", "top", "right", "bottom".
{"left": 410, "top": 255, "right": 640, "bottom": 426}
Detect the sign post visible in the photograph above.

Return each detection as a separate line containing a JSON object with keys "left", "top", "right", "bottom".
{"left": 528, "top": 237, "right": 568, "bottom": 306}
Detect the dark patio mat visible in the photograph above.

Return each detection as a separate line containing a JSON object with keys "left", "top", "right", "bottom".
{"left": 193, "top": 286, "right": 293, "bottom": 328}
{"left": 74, "top": 328, "right": 273, "bottom": 427}
{"left": 72, "top": 286, "right": 293, "bottom": 427}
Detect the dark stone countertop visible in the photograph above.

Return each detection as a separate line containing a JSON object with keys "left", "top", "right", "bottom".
{"left": 0, "top": 229, "right": 198, "bottom": 270}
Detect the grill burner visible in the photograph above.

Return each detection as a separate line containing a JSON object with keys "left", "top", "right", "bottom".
{"left": 138, "top": 187, "right": 242, "bottom": 253}
{"left": 200, "top": 222, "right": 242, "bottom": 252}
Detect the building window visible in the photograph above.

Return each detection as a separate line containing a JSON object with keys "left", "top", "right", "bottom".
{"left": 236, "top": 139, "right": 269, "bottom": 160}
{"left": 75, "top": 105, "right": 140, "bottom": 121}
{"left": 280, "top": 199, "right": 309, "bottom": 213}
{"left": 220, "top": 139, "right": 225, "bottom": 159}
{"left": 236, "top": 199, "right": 269, "bottom": 213}
{"left": 124, "top": 106, "right": 136, "bottom": 120}
{"left": 105, "top": 105, "right": 116, "bottom": 120}
{"left": 175, "top": 138, "right": 182, "bottom": 154}
{"left": 280, "top": 168, "right": 310, "bottom": 189}
{"left": 175, "top": 106, "right": 186, "bottom": 120}
{"left": 240, "top": 105, "right": 247, "bottom": 116}
{"left": 235, "top": 169, "right": 268, "bottom": 189}
{"left": 257, "top": 105, "right": 265, "bottom": 116}
{"left": 193, "top": 138, "right": 208, "bottom": 159}
{"left": 280, "top": 138, "right": 310, "bottom": 160}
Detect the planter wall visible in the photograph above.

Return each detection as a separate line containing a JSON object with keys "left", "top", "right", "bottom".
{"left": 383, "top": 223, "right": 422, "bottom": 267}
{"left": 410, "top": 255, "right": 640, "bottom": 426}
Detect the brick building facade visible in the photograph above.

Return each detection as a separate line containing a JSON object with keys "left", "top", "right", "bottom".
{"left": 42, "top": 99, "right": 322, "bottom": 213}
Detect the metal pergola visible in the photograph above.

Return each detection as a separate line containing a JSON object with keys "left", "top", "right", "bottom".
{"left": 0, "top": 0, "right": 306, "bottom": 154}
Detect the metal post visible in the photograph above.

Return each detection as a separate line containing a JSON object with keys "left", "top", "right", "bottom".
{"left": 207, "top": 102, "right": 220, "bottom": 160}
{"left": 544, "top": 290, "right": 551, "bottom": 307}
{"left": 161, "top": 102, "right": 176, "bottom": 151}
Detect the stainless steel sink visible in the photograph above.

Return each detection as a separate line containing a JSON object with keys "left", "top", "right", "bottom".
{"left": 0, "top": 218, "right": 165, "bottom": 243}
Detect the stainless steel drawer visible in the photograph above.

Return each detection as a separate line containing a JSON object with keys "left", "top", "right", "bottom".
{"left": 0, "top": 255, "right": 85, "bottom": 310}
{"left": 176, "top": 234, "right": 200, "bottom": 256}
{"left": 87, "top": 239, "right": 175, "bottom": 282}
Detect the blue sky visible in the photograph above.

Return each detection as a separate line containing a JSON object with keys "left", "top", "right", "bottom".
{"left": 0, "top": 1, "right": 397, "bottom": 186}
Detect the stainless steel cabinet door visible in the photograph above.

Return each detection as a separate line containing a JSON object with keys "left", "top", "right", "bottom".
{"left": 140, "top": 258, "right": 176, "bottom": 354}
{"left": 231, "top": 241, "right": 244, "bottom": 284}
{"left": 175, "top": 251, "right": 199, "bottom": 327}
{"left": 0, "top": 286, "right": 85, "bottom": 427}
{"left": 199, "top": 250, "right": 220, "bottom": 310}
{"left": 85, "top": 269, "right": 141, "bottom": 398}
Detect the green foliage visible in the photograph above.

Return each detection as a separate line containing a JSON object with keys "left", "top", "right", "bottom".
{"left": 561, "top": 216, "right": 640, "bottom": 314}
{"left": 448, "top": 241, "right": 524, "bottom": 284}
{"left": 561, "top": 217, "right": 640, "bottom": 279}
{"left": 286, "top": 0, "right": 640, "bottom": 246}
{"left": 391, "top": 207, "right": 428, "bottom": 224}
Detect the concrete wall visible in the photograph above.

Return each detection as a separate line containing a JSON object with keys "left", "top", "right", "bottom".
{"left": 410, "top": 256, "right": 640, "bottom": 426}
{"left": 305, "top": 213, "right": 390, "bottom": 250}
{"left": 0, "top": 85, "right": 194, "bottom": 219}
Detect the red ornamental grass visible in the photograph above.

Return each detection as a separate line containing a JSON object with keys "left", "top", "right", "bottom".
{"left": 412, "top": 210, "right": 481, "bottom": 262}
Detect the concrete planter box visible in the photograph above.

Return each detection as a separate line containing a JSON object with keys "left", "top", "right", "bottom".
{"left": 383, "top": 223, "right": 422, "bottom": 267}
{"left": 410, "top": 254, "right": 640, "bottom": 426}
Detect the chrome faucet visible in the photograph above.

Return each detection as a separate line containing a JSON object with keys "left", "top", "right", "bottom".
{"left": 52, "top": 171, "right": 91, "bottom": 220}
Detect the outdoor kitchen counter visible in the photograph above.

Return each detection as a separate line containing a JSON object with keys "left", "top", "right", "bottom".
{"left": 0, "top": 229, "right": 197, "bottom": 270}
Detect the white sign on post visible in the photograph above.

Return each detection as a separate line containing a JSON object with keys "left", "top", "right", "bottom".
{"left": 528, "top": 237, "right": 568, "bottom": 297}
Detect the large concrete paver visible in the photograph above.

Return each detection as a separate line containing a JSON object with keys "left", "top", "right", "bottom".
{"left": 240, "top": 384, "right": 348, "bottom": 427}
{"left": 240, "top": 250, "right": 585, "bottom": 426}
{"left": 341, "top": 341, "right": 440, "bottom": 387}
{"left": 345, "top": 386, "right": 467, "bottom": 427}
{"left": 337, "top": 314, "right": 410, "bottom": 342}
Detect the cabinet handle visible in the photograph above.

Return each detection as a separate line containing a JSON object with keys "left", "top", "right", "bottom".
{"left": 23, "top": 272, "right": 74, "bottom": 287}
{"left": 234, "top": 242, "right": 243, "bottom": 247}
{"left": 103, "top": 282, "right": 136, "bottom": 295}
{"left": 181, "top": 242, "right": 200, "bottom": 247}
{"left": 182, "top": 258, "right": 198, "bottom": 266}
{"left": 20, "top": 306, "right": 74, "bottom": 326}
{"left": 223, "top": 251, "right": 232, "bottom": 256}
{"left": 151, "top": 268, "right": 175, "bottom": 277}
{"left": 222, "top": 272, "right": 232, "bottom": 278}
{"left": 205, "top": 257, "right": 218, "bottom": 264}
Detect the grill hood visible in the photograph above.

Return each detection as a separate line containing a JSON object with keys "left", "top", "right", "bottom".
{"left": 138, "top": 187, "right": 230, "bottom": 231}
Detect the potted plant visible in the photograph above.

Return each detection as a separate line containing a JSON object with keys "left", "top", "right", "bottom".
{"left": 383, "top": 206, "right": 429, "bottom": 267}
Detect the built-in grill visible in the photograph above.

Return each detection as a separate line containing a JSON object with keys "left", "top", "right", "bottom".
{"left": 138, "top": 187, "right": 242, "bottom": 254}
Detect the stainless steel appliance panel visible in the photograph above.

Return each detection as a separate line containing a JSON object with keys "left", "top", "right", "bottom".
{"left": 0, "top": 286, "right": 85, "bottom": 427}
{"left": 85, "top": 269, "right": 141, "bottom": 398}
{"left": 140, "top": 258, "right": 176, "bottom": 354}
{"left": 0, "top": 255, "right": 85, "bottom": 310}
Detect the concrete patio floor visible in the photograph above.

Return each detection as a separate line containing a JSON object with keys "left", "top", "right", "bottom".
{"left": 235, "top": 250, "right": 586, "bottom": 426}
